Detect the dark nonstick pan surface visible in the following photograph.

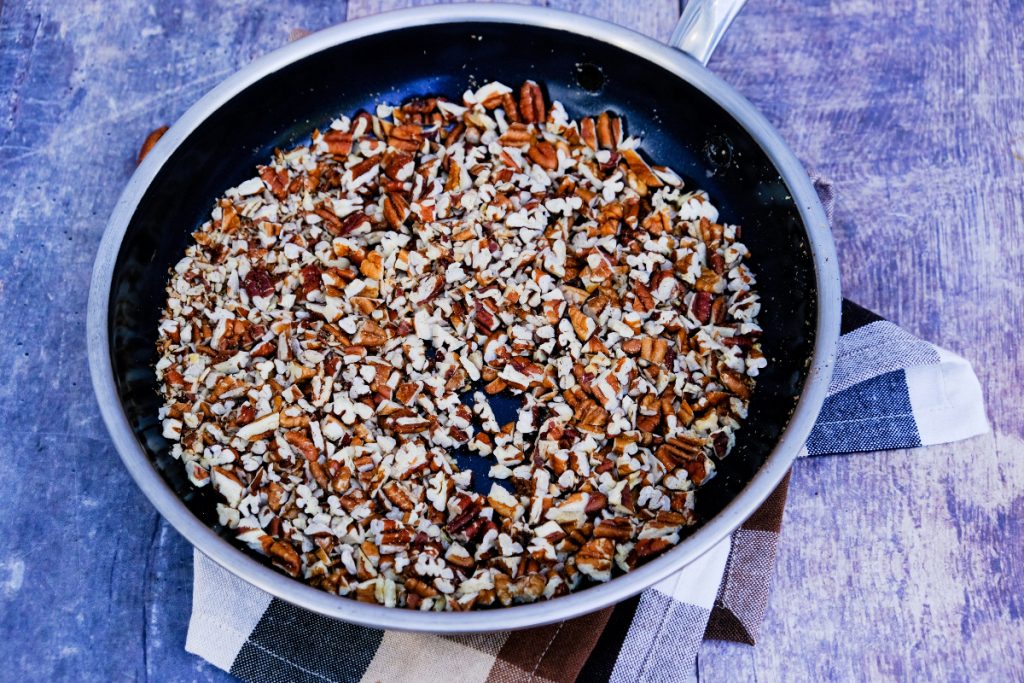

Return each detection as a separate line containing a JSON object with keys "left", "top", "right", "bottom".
{"left": 97, "top": 12, "right": 832, "bottom": 628}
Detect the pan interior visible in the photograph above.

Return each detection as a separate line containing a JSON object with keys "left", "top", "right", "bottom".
{"left": 108, "top": 21, "right": 816, "bottom": 573}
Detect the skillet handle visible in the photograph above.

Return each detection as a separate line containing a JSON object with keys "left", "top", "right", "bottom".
{"left": 668, "top": 0, "right": 748, "bottom": 66}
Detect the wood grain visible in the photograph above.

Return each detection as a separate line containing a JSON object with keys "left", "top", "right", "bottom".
{"left": 697, "top": 1, "right": 1024, "bottom": 678}
{"left": 0, "top": 0, "right": 1020, "bottom": 680}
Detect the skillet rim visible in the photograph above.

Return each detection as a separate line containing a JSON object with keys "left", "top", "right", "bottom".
{"left": 86, "top": 3, "right": 841, "bottom": 632}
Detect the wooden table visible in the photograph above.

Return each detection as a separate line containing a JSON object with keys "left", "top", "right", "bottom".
{"left": 1, "top": 0, "right": 1020, "bottom": 680}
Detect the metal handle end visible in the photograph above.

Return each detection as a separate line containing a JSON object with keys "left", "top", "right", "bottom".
{"left": 669, "top": 0, "right": 748, "bottom": 66}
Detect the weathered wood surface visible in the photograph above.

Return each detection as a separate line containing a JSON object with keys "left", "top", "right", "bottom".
{"left": 0, "top": 0, "right": 1020, "bottom": 680}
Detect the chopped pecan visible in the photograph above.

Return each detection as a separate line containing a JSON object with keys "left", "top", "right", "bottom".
{"left": 265, "top": 481, "right": 286, "bottom": 512}
{"left": 580, "top": 117, "right": 598, "bottom": 151}
{"left": 575, "top": 399, "right": 609, "bottom": 434}
{"left": 528, "top": 140, "right": 558, "bottom": 170}
{"left": 500, "top": 92, "right": 520, "bottom": 122}
{"left": 387, "top": 414, "right": 431, "bottom": 434}
{"left": 596, "top": 112, "right": 615, "bottom": 150}
{"left": 382, "top": 481, "right": 415, "bottom": 511}
{"left": 576, "top": 538, "right": 614, "bottom": 582}
{"left": 259, "top": 165, "right": 289, "bottom": 200}
{"left": 360, "top": 251, "right": 384, "bottom": 280}
{"left": 719, "top": 368, "right": 752, "bottom": 399}
{"left": 331, "top": 211, "right": 370, "bottom": 237}
{"left": 691, "top": 292, "right": 713, "bottom": 324}
{"left": 323, "top": 130, "right": 353, "bottom": 156}
{"left": 242, "top": 268, "right": 274, "bottom": 298}
{"left": 621, "top": 149, "right": 662, "bottom": 188}
{"left": 484, "top": 377, "right": 507, "bottom": 394}
{"left": 383, "top": 152, "right": 415, "bottom": 181}
{"left": 269, "top": 540, "right": 301, "bottom": 577}
{"left": 568, "top": 306, "right": 596, "bottom": 341}
{"left": 395, "top": 381, "right": 421, "bottom": 405}
{"left": 634, "top": 537, "right": 672, "bottom": 561}
{"left": 138, "top": 125, "right": 168, "bottom": 163}
{"left": 388, "top": 124, "right": 424, "bottom": 152}
{"left": 300, "top": 264, "right": 322, "bottom": 299}
{"left": 499, "top": 123, "right": 532, "bottom": 147}
{"left": 519, "top": 80, "right": 546, "bottom": 124}
{"left": 353, "top": 320, "right": 389, "bottom": 347}
{"left": 405, "top": 577, "right": 439, "bottom": 598}
{"left": 383, "top": 192, "right": 410, "bottom": 229}
{"left": 283, "top": 431, "right": 318, "bottom": 461}
{"left": 594, "top": 517, "right": 633, "bottom": 541}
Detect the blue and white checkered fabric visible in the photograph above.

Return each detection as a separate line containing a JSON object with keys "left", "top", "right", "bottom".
{"left": 806, "top": 301, "right": 987, "bottom": 455}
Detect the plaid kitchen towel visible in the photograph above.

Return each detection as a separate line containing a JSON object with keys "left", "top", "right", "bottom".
{"left": 184, "top": 178, "right": 988, "bottom": 681}
{"left": 186, "top": 298, "right": 988, "bottom": 683}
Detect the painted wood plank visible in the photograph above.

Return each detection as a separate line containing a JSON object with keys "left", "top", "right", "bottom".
{"left": 346, "top": 0, "right": 678, "bottom": 42}
{"left": 698, "top": 0, "right": 1024, "bottom": 678}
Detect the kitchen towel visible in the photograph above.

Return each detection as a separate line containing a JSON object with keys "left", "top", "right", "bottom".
{"left": 184, "top": 182, "right": 989, "bottom": 682}
{"left": 185, "top": 299, "right": 987, "bottom": 683}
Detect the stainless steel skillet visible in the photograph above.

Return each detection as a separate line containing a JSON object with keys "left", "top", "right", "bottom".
{"left": 87, "top": 0, "right": 841, "bottom": 632}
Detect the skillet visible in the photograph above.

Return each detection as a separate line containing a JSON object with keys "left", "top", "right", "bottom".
{"left": 87, "top": 1, "right": 841, "bottom": 632}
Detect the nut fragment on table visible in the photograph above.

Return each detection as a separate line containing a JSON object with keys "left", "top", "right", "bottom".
{"left": 156, "top": 80, "right": 765, "bottom": 610}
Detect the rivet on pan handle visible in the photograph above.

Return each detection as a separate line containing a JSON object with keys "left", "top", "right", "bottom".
{"left": 669, "top": 0, "right": 748, "bottom": 66}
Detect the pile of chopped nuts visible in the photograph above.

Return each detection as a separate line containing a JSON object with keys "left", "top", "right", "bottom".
{"left": 156, "top": 80, "right": 765, "bottom": 610}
